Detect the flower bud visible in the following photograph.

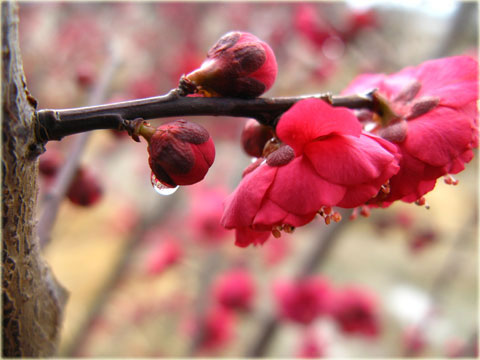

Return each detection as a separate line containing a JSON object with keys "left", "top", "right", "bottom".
{"left": 240, "top": 119, "right": 274, "bottom": 157}
{"left": 67, "top": 168, "right": 103, "bottom": 207}
{"left": 144, "top": 120, "right": 215, "bottom": 187}
{"left": 185, "top": 31, "right": 277, "bottom": 98}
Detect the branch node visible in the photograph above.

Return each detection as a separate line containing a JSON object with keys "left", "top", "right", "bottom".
{"left": 178, "top": 75, "right": 197, "bottom": 96}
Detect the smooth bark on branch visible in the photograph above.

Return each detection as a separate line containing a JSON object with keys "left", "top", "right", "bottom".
{"left": 2, "top": 3, "right": 67, "bottom": 356}
{"left": 35, "top": 92, "right": 374, "bottom": 142}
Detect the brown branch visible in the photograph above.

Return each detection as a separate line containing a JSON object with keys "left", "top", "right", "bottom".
{"left": 37, "top": 54, "right": 120, "bottom": 249}
{"left": 245, "top": 209, "right": 351, "bottom": 357}
{"left": 2, "top": 2, "right": 67, "bottom": 356}
{"left": 35, "top": 92, "right": 375, "bottom": 142}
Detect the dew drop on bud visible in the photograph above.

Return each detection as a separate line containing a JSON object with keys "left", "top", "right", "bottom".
{"left": 151, "top": 173, "right": 179, "bottom": 196}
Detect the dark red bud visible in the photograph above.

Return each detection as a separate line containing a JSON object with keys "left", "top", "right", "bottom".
{"left": 67, "top": 168, "right": 103, "bottom": 207}
{"left": 185, "top": 31, "right": 277, "bottom": 98}
{"left": 241, "top": 119, "right": 274, "bottom": 157}
{"left": 147, "top": 120, "right": 215, "bottom": 187}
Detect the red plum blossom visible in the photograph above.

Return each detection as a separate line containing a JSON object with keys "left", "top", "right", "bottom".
{"left": 222, "top": 99, "right": 400, "bottom": 247}
{"left": 342, "top": 56, "right": 478, "bottom": 204}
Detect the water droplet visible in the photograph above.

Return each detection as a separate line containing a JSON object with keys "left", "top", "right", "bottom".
{"left": 151, "top": 173, "right": 179, "bottom": 196}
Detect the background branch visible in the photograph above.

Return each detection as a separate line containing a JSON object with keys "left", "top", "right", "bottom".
{"left": 37, "top": 52, "right": 120, "bottom": 249}
{"left": 63, "top": 196, "right": 177, "bottom": 356}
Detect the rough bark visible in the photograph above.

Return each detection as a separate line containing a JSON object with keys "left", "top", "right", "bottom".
{"left": 2, "top": 2, "right": 67, "bottom": 356}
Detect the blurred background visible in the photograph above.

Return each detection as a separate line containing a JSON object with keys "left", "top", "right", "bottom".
{"left": 19, "top": 1, "right": 477, "bottom": 357}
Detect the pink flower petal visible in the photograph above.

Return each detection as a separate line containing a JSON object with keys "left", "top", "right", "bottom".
{"left": 234, "top": 227, "right": 271, "bottom": 248}
{"left": 305, "top": 134, "right": 398, "bottom": 185}
{"left": 380, "top": 151, "right": 442, "bottom": 203}
{"left": 413, "top": 56, "right": 478, "bottom": 107}
{"left": 405, "top": 107, "right": 476, "bottom": 167}
{"left": 276, "top": 99, "right": 362, "bottom": 154}
{"left": 253, "top": 198, "right": 316, "bottom": 228}
{"left": 268, "top": 156, "right": 346, "bottom": 212}
{"left": 221, "top": 164, "right": 276, "bottom": 229}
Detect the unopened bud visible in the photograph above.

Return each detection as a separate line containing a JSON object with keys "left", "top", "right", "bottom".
{"left": 145, "top": 120, "right": 215, "bottom": 187}
{"left": 241, "top": 119, "right": 274, "bottom": 157}
{"left": 185, "top": 31, "right": 278, "bottom": 98}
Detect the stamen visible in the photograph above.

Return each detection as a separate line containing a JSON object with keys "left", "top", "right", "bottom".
{"left": 332, "top": 212, "right": 342, "bottom": 222}
{"left": 272, "top": 225, "right": 282, "bottom": 238}
{"left": 350, "top": 208, "right": 359, "bottom": 220}
{"left": 380, "top": 181, "right": 391, "bottom": 194}
{"left": 415, "top": 197, "right": 426, "bottom": 206}
{"left": 444, "top": 174, "right": 459, "bottom": 186}
{"left": 283, "top": 224, "right": 295, "bottom": 233}
{"left": 360, "top": 206, "right": 371, "bottom": 217}
{"left": 317, "top": 206, "right": 340, "bottom": 225}
{"left": 415, "top": 196, "right": 430, "bottom": 209}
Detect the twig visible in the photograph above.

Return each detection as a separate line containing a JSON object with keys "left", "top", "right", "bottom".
{"left": 37, "top": 54, "right": 120, "bottom": 249}
{"left": 35, "top": 92, "right": 375, "bottom": 142}
{"left": 62, "top": 196, "right": 177, "bottom": 356}
{"left": 245, "top": 209, "right": 351, "bottom": 357}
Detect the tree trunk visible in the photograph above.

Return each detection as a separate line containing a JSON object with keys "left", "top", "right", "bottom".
{"left": 2, "top": 2, "right": 67, "bottom": 356}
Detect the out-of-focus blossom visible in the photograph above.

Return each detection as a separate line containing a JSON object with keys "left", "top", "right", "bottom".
{"left": 408, "top": 229, "right": 437, "bottom": 254}
{"left": 445, "top": 338, "right": 467, "bottom": 358}
{"left": 403, "top": 326, "right": 427, "bottom": 356}
{"left": 293, "top": 4, "right": 337, "bottom": 49}
{"left": 341, "top": 8, "right": 378, "bottom": 40}
{"left": 274, "top": 276, "right": 332, "bottom": 325}
{"left": 296, "top": 329, "right": 326, "bottom": 358}
{"left": 67, "top": 167, "right": 103, "bottom": 207}
{"left": 188, "top": 184, "right": 230, "bottom": 244}
{"left": 38, "top": 148, "right": 63, "bottom": 179}
{"left": 213, "top": 268, "right": 256, "bottom": 312}
{"left": 330, "top": 286, "right": 380, "bottom": 338}
{"left": 145, "top": 238, "right": 183, "bottom": 275}
{"left": 197, "top": 306, "right": 235, "bottom": 353}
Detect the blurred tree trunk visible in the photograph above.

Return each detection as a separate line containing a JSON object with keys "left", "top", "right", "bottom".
{"left": 2, "top": 2, "right": 67, "bottom": 356}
